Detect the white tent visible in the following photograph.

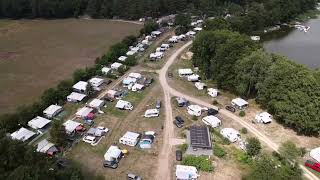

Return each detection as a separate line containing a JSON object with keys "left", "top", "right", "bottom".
{"left": 88, "top": 99, "right": 105, "bottom": 109}
{"left": 102, "top": 67, "right": 111, "bottom": 74}
{"left": 176, "top": 165, "right": 199, "bottom": 180}
{"left": 131, "top": 83, "right": 144, "bottom": 92}
{"left": 11, "top": 127, "right": 36, "bottom": 142}
{"left": 231, "top": 98, "right": 249, "bottom": 110}
{"left": 67, "top": 92, "right": 86, "bottom": 102}
{"left": 104, "top": 145, "right": 122, "bottom": 161}
{"left": 144, "top": 109, "right": 159, "bottom": 118}
{"left": 119, "top": 131, "right": 140, "bottom": 146}
{"left": 220, "top": 128, "right": 241, "bottom": 143}
{"left": 178, "top": 68, "right": 193, "bottom": 77}
{"left": 43, "top": 104, "right": 63, "bottom": 119}
{"left": 187, "top": 74, "right": 200, "bottom": 82}
{"left": 115, "top": 100, "right": 133, "bottom": 110}
{"left": 89, "top": 77, "right": 104, "bottom": 87}
{"left": 63, "top": 120, "right": 81, "bottom": 134}
{"left": 76, "top": 107, "right": 93, "bottom": 118}
{"left": 111, "top": 62, "right": 123, "bottom": 70}
{"left": 73, "top": 81, "right": 88, "bottom": 93}
{"left": 28, "top": 116, "right": 51, "bottom": 130}
{"left": 202, "top": 116, "right": 221, "bottom": 128}
{"left": 126, "top": 51, "right": 136, "bottom": 56}
{"left": 118, "top": 56, "right": 128, "bottom": 62}
{"left": 310, "top": 147, "right": 320, "bottom": 162}
{"left": 122, "top": 77, "right": 137, "bottom": 86}
{"left": 128, "top": 72, "right": 142, "bottom": 79}
{"left": 187, "top": 105, "right": 202, "bottom": 117}
{"left": 255, "top": 112, "right": 272, "bottom": 124}
{"left": 195, "top": 82, "right": 206, "bottom": 90}
{"left": 207, "top": 88, "right": 219, "bottom": 97}
{"left": 36, "top": 139, "right": 55, "bottom": 153}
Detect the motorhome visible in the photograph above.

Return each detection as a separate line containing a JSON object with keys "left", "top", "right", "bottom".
{"left": 187, "top": 105, "right": 202, "bottom": 117}
{"left": 144, "top": 109, "right": 160, "bottom": 118}
{"left": 115, "top": 100, "right": 133, "bottom": 110}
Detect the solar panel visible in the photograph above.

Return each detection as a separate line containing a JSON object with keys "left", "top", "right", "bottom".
{"left": 190, "top": 125, "right": 212, "bottom": 149}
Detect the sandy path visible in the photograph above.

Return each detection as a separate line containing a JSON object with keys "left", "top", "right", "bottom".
{"left": 156, "top": 40, "right": 319, "bottom": 180}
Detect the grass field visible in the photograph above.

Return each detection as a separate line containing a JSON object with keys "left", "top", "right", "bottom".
{"left": 0, "top": 19, "right": 141, "bottom": 114}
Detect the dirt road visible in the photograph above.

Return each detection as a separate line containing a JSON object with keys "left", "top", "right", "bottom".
{"left": 156, "top": 40, "right": 319, "bottom": 180}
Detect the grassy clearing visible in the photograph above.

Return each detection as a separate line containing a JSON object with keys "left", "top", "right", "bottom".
{"left": 0, "top": 20, "right": 14, "bottom": 28}
{"left": 0, "top": 19, "right": 141, "bottom": 114}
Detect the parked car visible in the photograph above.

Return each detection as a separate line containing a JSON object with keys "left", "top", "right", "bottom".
{"left": 174, "top": 120, "right": 183, "bottom": 128}
{"left": 207, "top": 108, "right": 219, "bottom": 116}
{"left": 56, "top": 158, "right": 69, "bottom": 168}
{"left": 168, "top": 72, "right": 173, "bottom": 78}
{"left": 144, "top": 78, "right": 153, "bottom": 86}
{"left": 305, "top": 160, "right": 320, "bottom": 172}
{"left": 103, "top": 160, "right": 118, "bottom": 169}
{"left": 127, "top": 173, "right": 142, "bottom": 180}
{"left": 176, "top": 150, "right": 183, "bottom": 161}
{"left": 225, "top": 105, "right": 236, "bottom": 113}
{"left": 156, "top": 100, "right": 161, "bottom": 109}
{"left": 175, "top": 116, "right": 185, "bottom": 123}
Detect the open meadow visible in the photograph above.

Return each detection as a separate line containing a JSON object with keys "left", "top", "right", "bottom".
{"left": 0, "top": 19, "right": 141, "bottom": 114}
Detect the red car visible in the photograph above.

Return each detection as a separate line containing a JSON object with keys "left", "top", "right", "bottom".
{"left": 305, "top": 160, "right": 320, "bottom": 172}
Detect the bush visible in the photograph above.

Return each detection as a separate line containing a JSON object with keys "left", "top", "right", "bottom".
{"left": 300, "top": 147, "right": 307, "bottom": 157}
{"left": 214, "top": 145, "right": 226, "bottom": 158}
{"left": 178, "top": 143, "right": 188, "bottom": 153}
{"left": 212, "top": 100, "right": 218, "bottom": 105}
{"left": 240, "top": 127, "right": 247, "bottom": 134}
{"left": 246, "top": 137, "right": 261, "bottom": 157}
{"left": 182, "top": 156, "right": 213, "bottom": 172}
{"left": 239, "top": 110, "right": 246, "bottom": 117}
{"left": 192, "top": 115, "right": 198, "bottom": 121}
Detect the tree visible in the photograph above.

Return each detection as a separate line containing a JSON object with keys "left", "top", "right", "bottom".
{"left": 246, "top": 137, "right": 261, "bottom": 157}
{"left": 50, "top": 120, "right": 67, "bottom": 147}
{"left": 278, "top": 141, "right": 301, "bottom": 161}
{"left": 140, "top": 20, "right": 159, "bottom": 35}
{"left": 175, "top": 12, "right": 191, "bottom": 27}
{"left": 203, "top": 18, "right": 231, "bottom": 31}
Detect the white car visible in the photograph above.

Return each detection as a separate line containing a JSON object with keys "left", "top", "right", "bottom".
{"left": 97, "top": 126, "right": 109, "bottom": 133}
{"left": 83, "top": 135, "right": 97, "bottom": 144}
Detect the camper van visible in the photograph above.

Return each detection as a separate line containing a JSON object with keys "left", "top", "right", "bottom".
{"left": 187, "top": 105, "right": 202, "bottom": 117}
{"left": 202, "top": 116, "right": 221, "bottom": 128}
{"left": 115, "top": 100, "right": 133, "bottom": 110}
{"left": 144, "top": 109, "right": 160, "bottom": 118}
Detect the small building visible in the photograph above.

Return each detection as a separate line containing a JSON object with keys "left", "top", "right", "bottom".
{"left": 310, "top": 147, "right": 320, "bottom": 162}
{"left": 89, "top": 77, "right": 104, "bottom": 90}
{"left": 151, "top": 31, "right": 162, "bottom": 37}
{"left": 36, "top": 139, "right": 58, "bottom": 156}
{"left": 195, "top": 82, "right": 207, "bottom": 90}
{"left": 144, "top": 109, "right": 160, "bottom": 118}
{"left": 187, "top": 105, "right": 203, "bottom": 117}
{"left": 122, "top": 77, "right": 137, "bottom": 86}
{"left": 115, "top": 100, "right": 133, "bottom": 110}
{"left": 187, "top": 74, "right": 200, "bottom": 82}
{"left": 255, "top": 112, "right": 272, "bottom": 124}
{"left": 43, "top": 104, "right": 63, "bottom": 119}
{"left": 111, "top": 62, "right": 123, "bottom": 70}
{"left": 104, "top": 145, "right": 123, "bottom": 162}
{"left": 231, "top": 98, "right": 249, "bottom": 110}
{"left": 11, "top": 127, "right": 36, "bottom": 142}
{"left": 119, "top": 131, "right": 140, "bottom": 146}
{"left": 190, "top": 125, "right": 212, "bottom": 150}
{"left": 178, "top": 68, "right": 193, "bottom": 77}
{"left": 88, "top": 99, "right": 105, "bottom": 109}
{"left": 176, "top": 165, "right": 199, "bottom": 180}
{"left": 72, "top": 81, "right": 88, "bottom": 93}
{"left": 76, "top": 107, "right": 94, "bottom": 118}
{"left": 176, "top": 97, "right": 189, "bottom": 107}
{"left": 128, "top": 72, "right": 142, "bottom": 80}
{"left": 220, "top": 128, "right": 241, "bottom": 143}
{"left": 207, "top": 88, "right": 219, "bottom": 98}
{"left": 131, "top": 83, "right": 144, "bottom": 92}
{"left": 202, "top": 116, "right": 221, "bottom": 128}
{"left": 102, "top": 67, "right": 111, "bottom": 75}
{"left": 67, "top": 92, "right": 87, "bottom": 103}
{"left": 28, "top": 116, "right": 51, "bottom": 131}
{"left": 118, "top": 56, "right": 128, "bottom": 62}
{"left": 63, "top": 120, "right": 83, "bottom": 135}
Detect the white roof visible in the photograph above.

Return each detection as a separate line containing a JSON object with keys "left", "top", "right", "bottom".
{"left": 202, "top": 116, "right": 221, "bottom": 126}
{"left": 102, "top": 67, "right": 111, "bottom": 74}
{"left": 195, "top": 82, "right": 206, "bottom": 90}
{"left": 188, "top": 74, "right": 200, "bottom": 80}
{"left": 43, "top": 105, "right": 62, "bottom": 116}
{"left": 232, "top": 98, "right": 249, "bottom": 107}
{"left": 178, "top": 68, "right": 193, "bottom": 75}
{"left": 107, "top": 89, "right": 117, "bottom": 96}
{"left": 151, "top": 31, "right": 162, "bottom": 35}
{"left": 88, "top": 99, "right": 104, "bottom": 108}
{"left": 186, "top": 31, "right": 196, "bottom": 35}
{"left": 123, "top": 77, "right": 137, "bottom": 85}
{"left": 194, "top": 27, "right": 203, "bottom": 31}
{"left": 161, "top": 43, "right": 170, "bottom": 47}
{"left": 145, "top": 109, "right": 159, "bottom": 114}
{"left": 220, "top": 128, "right": 240, "bottom": 142}
{"left": 111, "top": 62, "right": 123, "bottom": 69}
{"left": 28, "top": 116, "right": 51, "bottom": 129}
{"left": 128, "top": 72, "right": 142, "bottom": 79}
{"left": 255, "top": 112, "right": 272, "bottom": 123}
{"left": 64, "top": 120, "right": 81, "bottom": 133}
{"left": 76, "top": 107, "right": 93, "bottom": 117}
{"left": 121, "top": 131, "right": 140, "bottom": 140}
{"left": 126, "top": 51, "right": 136, "bottom": 56}
{"left": 176, "top": 165, "right": 199, "bottom": 179}
{"left": 67, "top": 92, "right": 86, "bottom": 101}
{"left": 37, "top": 139, "right": 55, "bottom": 153}
{"left": 118, "top": 56, "right": 128, "bottom": 62}
{"left": 132, "top": 83, "right": 144, "bottom": 90}
{"left": 104, "top": 145, "right": 122, "bottom": 161}
{"left": 310, "top": 147, "right": 320, "bottom": 162}
{"left": 116, "top": 100, "right": 131, "bottom": 108}
{"left": 11, "top": 127, "right": 35, "bottom": 142}
{"left": 188, "top": 104, "right": 202, "bottom": 111}
{"left": 73, "top": 81, "right": 88, "bottom": 91}
{"left": 89, "top": 77, "right": 104, "bottom": 85}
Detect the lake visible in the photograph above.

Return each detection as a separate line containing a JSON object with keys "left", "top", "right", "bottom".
{"left": 263, "top": 16, "right": 320, "bottom": 69}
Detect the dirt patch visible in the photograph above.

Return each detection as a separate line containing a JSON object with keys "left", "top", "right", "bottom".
{"left": 0, "top": 19, "right": 141, "bottom": 114}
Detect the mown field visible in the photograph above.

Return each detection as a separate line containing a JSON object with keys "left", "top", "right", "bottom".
{"left": 0, "top": 19, "right": 142, "bottom": 114}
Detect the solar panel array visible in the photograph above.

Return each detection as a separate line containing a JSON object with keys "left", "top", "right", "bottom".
{"left": 190, "top": 125, "right": 211, "bottom": 149}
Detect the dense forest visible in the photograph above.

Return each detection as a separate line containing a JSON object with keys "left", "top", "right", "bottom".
{"left": 192, "top": 29, "right": 320, "bottom": 136}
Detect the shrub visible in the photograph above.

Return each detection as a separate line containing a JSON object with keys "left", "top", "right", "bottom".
{"left": 214, "top": 145, "right": 226, "bottom": 158}
{"left": 178, "top": 143, "right": 188, "bottom": 153}
{"left": 192, "top": 115, "right": 198, "bottom": 121}
{"left": 246, "top": 137, "right": 261, "bottom": 157}
{"left": 299, "top": 147, "right": 307, "bottom": 157}
{"left": 239, "top": 110, "right": 246, "bottom": 117}
{"left": 240, "top": 127, "right": 247, "bottom": 134}
{"left": 212, "top": 100, "right": 218, "bottom": 105}
{"left": 182, "top": 156, "right": 213, "bottom": 172}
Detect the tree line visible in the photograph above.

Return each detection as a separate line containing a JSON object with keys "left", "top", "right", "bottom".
{"left": 192, "top": 29, "right": 320, "bottom": 136}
